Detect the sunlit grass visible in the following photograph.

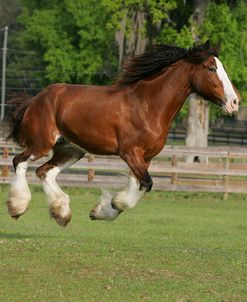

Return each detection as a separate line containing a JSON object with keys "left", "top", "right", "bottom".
{"left": 0, "top": 186, "right": 247, "bottom": 301}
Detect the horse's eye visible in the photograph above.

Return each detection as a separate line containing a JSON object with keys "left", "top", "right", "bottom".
{"left": 209, "top": 67, "right": 217, "bottom": 73}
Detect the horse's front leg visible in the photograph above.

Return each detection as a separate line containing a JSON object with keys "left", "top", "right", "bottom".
{"left": 111, "top": 174, "right": 146, "bottom": 211}
{"left": 89, "top": 148, "right": 151, "bottom": 220}
{"left": 112, "top": 149, "right": 152, "bottom": 211}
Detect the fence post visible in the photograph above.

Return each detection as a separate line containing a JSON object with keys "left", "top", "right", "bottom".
{"left": 223, "top": 156, "right": 229, "bottom": 200}
{"left": 171, "top": 155, "right": 178, "bottom": 185}
{"left": 2, "top": 146, "right": 9, "bottom": 178}
{"left": 88, "top": 154, "right": 95, "bottom": 182}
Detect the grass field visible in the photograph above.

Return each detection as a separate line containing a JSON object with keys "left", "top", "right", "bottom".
{"left": 0, "top": 186, "right": 247, "bottom": 302}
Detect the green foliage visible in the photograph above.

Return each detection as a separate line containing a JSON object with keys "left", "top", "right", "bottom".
{"left": 201, "top": 2, "right": 247, "bottom": 100}
{"left": 157, "top": 0, "right": 193, "bottom": 47}
{"left": 17, "top": 0, "right": 118, "bottom": 84}
{"left": 201, "top": 2, "right": 247, "bottom": 119}
{"left": 15, "top": 0, "right": 178, "bottom": 85}
{"left": 102, "top": 0, "right": 177, "bottom": 54}
{"left": 102, "top": 0, "right": 177, "bottom": 28}
{"left": 158, "top": 23, "right": 194, "bottom": 48}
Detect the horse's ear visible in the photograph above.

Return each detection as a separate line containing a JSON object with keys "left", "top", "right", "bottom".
{"left": 204, "top": 39, "right": 211, "bottom": 50}
{"left": 214, "top": 41, "right": 221, "bottom": 55}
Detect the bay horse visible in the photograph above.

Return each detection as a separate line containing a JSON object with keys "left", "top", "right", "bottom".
{"left": 3, "top": 40, "right": 240, "bottom": 227}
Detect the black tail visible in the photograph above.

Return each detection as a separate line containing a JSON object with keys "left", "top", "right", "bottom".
{"left": 2, "top": 93, "right": 32, "bottom": 145}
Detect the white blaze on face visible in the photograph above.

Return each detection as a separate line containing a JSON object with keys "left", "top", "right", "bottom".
{"left": 214, "top": 57, "right": 239, "bottom": 113}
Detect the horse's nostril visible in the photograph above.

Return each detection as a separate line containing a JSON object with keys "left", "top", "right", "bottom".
{"left": 233, "top": 99, "right": 238, "bottom": 105}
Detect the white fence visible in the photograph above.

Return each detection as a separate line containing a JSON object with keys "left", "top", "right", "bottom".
{"left": 1, "top": 140, "right": 247, "bottom": 198}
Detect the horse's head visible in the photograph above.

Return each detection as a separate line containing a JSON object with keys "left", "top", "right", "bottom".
{"left": 189, "top": 40, "right": 240, "bottom": 113}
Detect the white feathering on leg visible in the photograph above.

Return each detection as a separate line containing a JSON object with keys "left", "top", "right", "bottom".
{"left": 43, "top": 166, "right": 71, "bottom": 226}
{"left": 7, "top": 160, "right": 31, "bottom": 217}
{"left": 89, "top": 189, "right": 121, "bottom": 220}
{"left": 112, "top": 176, "right": 145, "bottom": 211}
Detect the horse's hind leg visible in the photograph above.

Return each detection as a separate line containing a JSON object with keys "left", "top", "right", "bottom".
{"left": 7, "top": 150, "right": 39, "bottom": 218}
{"left": 36, "top": 143, "right": 85, "bottom": 227}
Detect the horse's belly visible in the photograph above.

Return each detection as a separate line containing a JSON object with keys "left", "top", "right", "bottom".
{"left": 61, "top": 130, "right": 119, "bottom": 155}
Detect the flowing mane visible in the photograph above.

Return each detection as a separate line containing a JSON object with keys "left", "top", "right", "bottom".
{"left": 116, "top": 40, "right": 220, "bottom": 88}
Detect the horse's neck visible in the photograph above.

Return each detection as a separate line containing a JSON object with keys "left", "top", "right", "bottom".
{"left": 137, "top": 61, "right": 193, "bottom": 128}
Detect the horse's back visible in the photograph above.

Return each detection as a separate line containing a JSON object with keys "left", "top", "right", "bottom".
{"left": 21, "top": 83, "right": 122, "bottom": 154}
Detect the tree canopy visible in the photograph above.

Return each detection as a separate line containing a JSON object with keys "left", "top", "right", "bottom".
{"left": 4, "top": 0, "right": 247, "bottom": 106}
{"left": 15, "top": 0, "right": 118, "bottom": 84}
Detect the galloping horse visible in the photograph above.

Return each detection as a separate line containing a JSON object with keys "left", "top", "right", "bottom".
{"left": 4, "top": 40, "right": 240, "bottom": 226}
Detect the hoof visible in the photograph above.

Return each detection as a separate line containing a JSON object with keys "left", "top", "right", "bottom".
{"left": 89, "top": 209, "right": 98, "bottom": 220}
{"left": 11, "top": 214, "right": 21, "bottom": 220}
{"left": 7, "top": 199, "right": 28, "bottom": 219}
{"left": 89, "top": 205, "right": 121, "bottom": 221}
{"left": 50, "top": 206, "right": 71, "bottom": 227}
{"left": 89, "top": 189, "right": 122, "bottom": 221}
{"left": 49, "top": 194, "right": 72, "bottom": 227}
{"left": 7, "top": 186, "right": 31, "bottom": 220}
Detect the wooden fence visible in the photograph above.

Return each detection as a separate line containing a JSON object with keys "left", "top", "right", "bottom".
{"left": 168, "top": 128, "right": 247, "bottom": 145}
{"left": 1, "top": 140, "right": 247, "bottom": 197}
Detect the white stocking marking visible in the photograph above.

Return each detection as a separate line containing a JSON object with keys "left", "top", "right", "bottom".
{"left": 8, "top": 159, "right": 31, "bottom": 216}
{"left": 89, "top": 176, "right": 145, "bottom": 220}
{"left": 43, "top": 166, "right": 71, "bottom": 221}
{"left": 90, "top": 189, "right": 120, "bottom": 221}
{"left": 43, "top": 167, "right": 66, "bottom": 204}
{"left": 112, "top": 176, "right": 145, "bottom": 211}
{"left": 42, "top": 157, "right": 81, "bottom": 223}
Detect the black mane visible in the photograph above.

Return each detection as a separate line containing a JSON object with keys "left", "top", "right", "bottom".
{"left": 117, "top": 40, "right": 219, "bottom": 88}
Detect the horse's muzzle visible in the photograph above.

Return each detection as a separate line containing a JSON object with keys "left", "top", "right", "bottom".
{"left": 223, "top": 98, "right": 239, "bottom": 113}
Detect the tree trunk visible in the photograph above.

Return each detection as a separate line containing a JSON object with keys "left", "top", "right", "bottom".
{"left": 185, "top": 94, "right": 209, "bottom": 163}
{"left": 185, "top": 0, "right": 209, "bottom": 163}
{"left": 115, "top": 9, "right": 147, "bottom": 69}
{"left": 115, "top": 9, "right": 128, "bottom": 70}
{"left": 134, "top": 11, "right": 147, "bottom": 55}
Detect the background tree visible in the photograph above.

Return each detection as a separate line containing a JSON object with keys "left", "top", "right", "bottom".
{"left": 102, "top": 0, "right": 177, "bottom": 68}
{"left": 0, "top": 0, "right": 21, "bottom": 28}
{"left": 14, "top": 0, "right": 118, "bottom": 85}
{"left": 186, "top": 0, "right": 210, "bottom": 163}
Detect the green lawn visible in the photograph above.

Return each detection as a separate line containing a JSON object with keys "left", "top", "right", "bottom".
{"left": 0, "top": 186, "right": 247, "bottom": 302}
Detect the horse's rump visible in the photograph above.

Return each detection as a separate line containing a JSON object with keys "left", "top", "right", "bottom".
{"left": 3, "top": 93, "right": 33, "bottom": 146}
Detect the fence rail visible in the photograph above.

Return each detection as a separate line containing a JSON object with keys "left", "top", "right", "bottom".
{"left": 168, "top": 129, "right": 247, "bottom": 145}
{"left": 1, "top": 140, "right": 247, "bottom": 197}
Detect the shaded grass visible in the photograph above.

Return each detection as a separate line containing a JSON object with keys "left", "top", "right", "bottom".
{"left": 0, "top": 186, "right": 247, "bottom": 301}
